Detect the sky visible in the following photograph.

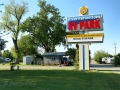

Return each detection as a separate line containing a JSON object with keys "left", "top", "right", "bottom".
{"left": 0, "top": 0, "right": 120, "bottom": 57}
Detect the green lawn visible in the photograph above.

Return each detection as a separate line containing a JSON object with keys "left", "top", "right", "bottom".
{"left": 0, "top": 70, "right": 120, "bottom": 90}
{"left": 0, "top": 62, "right": 29, "bottom": 66}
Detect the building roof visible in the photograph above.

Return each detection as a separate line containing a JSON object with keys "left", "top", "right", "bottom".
{"left": 43, "top": 52, "right": 66, "bottom": 56}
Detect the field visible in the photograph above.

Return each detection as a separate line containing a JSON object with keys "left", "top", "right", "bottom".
{"left": 0, "top": 70, "right": 120, "bottom": 90}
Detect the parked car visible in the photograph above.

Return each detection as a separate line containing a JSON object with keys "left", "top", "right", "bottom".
{"left": 4, "top": 58, "right": 11, "bottom": 62}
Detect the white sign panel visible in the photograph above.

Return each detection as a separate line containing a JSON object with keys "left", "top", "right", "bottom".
{"left": 66, "top": 33, "right": 104, "bottom": 43}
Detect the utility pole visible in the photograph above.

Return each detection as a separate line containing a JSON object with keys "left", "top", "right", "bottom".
{"left": 113, "top": 42, "right": 117, "bottom": 55}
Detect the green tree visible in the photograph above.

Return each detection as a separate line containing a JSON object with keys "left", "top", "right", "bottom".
{"left": 66, "top": 48, "right": 76, "bottom": 61}
{"left": 117, "top": 53, "right": 120, "bottom": 57}
{"left": 18, "top": 35, "right": 38, "bottom": 57}
{"left": 94, "top": 50, "right": 109, "bottom": 63}
{"left": 74, "top": 50, "right": 79, "bottom": 70}
{"left": 35, "top": 53, "right": 43, "bottom": 59}
{"left": 2, "top": 50, "right": 13, "bottom": 59}
{"left": 76, "top": 44, "right": 79, "bottom": 50}
{"left": 0, "top": 0, "right": 28, "bottom": 63}
{"left": 10, "top": 47, "right": 17, "bottom": 59}
{"left": 114, "top": 53, "right": 120, "bottom": 66}
{"left": 10, "top": 35, "right": 38, "bottom": 59}
{"left": 0, "top": 39, "right": 7, "bottom": 51}
{"left": 21, "top": 0, "right": 66, "bottom": 52}
{"left": 0, "top": 51, "right": 2, "bottom": 57}
{"left": 108, "top": 54, "right": 113, "bottom": 57}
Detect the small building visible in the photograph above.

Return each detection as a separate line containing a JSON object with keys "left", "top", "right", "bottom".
{"left": 23, "top": 55, "right": 34, "bottom": 65}
{"left": 43, "top": 52, "right": 66, "bottom": 65}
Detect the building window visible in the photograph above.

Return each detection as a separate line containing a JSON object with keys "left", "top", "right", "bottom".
{"left": 52, "top": 57, "right": 55, "bottom": 60}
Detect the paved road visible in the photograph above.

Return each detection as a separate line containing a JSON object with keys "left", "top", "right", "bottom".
{"left": 90, "top": 64, "right": 120, "bottom": 74}
{"left": 90, "top": 64, "right": 120, "bottom": 70}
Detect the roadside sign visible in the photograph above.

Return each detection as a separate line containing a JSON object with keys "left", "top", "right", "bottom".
{"left": 66, "top": 33, "right": 104, "bottom": 43}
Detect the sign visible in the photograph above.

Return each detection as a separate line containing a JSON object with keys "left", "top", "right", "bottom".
{"left": 80, "top": 6, "right": 88, "bottom": 15}
{"left": 66, "top": 14, "right": 103, "bottom": 32}
{"left": 66, "top": 33, "right": 104, "bottom": 43}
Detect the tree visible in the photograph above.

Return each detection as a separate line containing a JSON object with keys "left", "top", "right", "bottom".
{"left": 113, "top": 53, "right": 120, "bottom": 66}
{"left": 10, "top": 35, "right": 38, "bottom": 59}
{"left": 0, "top": 38, "right": 7, "bottom": 51}
{"left": 76, "top": 44, "right": 79, "bottom": 50}
{"left": 0, "top": 0, "right": 28, "bottom": 63}
{"left": 114, "top": 56, "right": 120, "bottom": 67}
{"left": 2, "top": 50, "right": 13, "bottom": 59}
{"left": 94, "top": 50, "right": 109, "bottom": 63}
{"left": 117, "top": 53, "right": 120, "bottom": 57}
{"left": 74, "top": 50, "right": 79, "bottom": 69}
{"left": 10, "top": 47, "right": 17, "bottom": 59}
{"left": 107, "top": 54, "right": 113, "bottom": 57}
{"left": 0, "top": 51, "right": 2, "bottom": 57}
{"left": 20, "top": 0, "right": 66, "bottom": 52}
{"left": 66, "top": 48, "right": 76, "bottom": 61}
{"left": 17, "top": 35, "right": 38, "bottom": 57}
{"left": 35, "top": 53, "right": 43, "bottom": 59}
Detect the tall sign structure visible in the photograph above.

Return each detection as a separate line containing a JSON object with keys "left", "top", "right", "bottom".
{"left": 66, "top": 6, "right": 104, "bottom": 70}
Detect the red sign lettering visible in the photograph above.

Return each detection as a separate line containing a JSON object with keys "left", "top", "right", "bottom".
{"left": 68, "top": 19, "right": 101, "bottom": 31}
{"left": 73, "top": 22, "right": 78, "bottom": 30}
{"left": 84, "top": 20, "right": 89, "bottom": 29}
{"left": 95, "top": 19, "right": 100, "bottom": 29}
{"left": 90, "top": 20, "right": 95, "bottom": 29}
{"left": 80, "top": 21, "right": 84, "bottom": 30}
{"left": 68, "top": 22, "right": 73, "bottom": 30}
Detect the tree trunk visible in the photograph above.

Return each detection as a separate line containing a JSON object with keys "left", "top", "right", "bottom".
{"left": 45, "top": 46, "right": 51, "bottom": 52}
{"left": 12, "top": 38, "right": 19, "bottom": 64}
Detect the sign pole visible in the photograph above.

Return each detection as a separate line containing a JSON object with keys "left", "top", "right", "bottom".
{"left": 79, "top": 6, "right": 90, "bottom": 70}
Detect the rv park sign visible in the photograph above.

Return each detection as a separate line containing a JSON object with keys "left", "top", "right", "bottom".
{"left": 66, "top": 6, "right": 104, "bottom": 43}
{"left": 66, "top": 14, "right": 104, "bottom": 32}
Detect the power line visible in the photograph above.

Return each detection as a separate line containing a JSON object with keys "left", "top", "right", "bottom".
{"left": 113, "top": 42, "right": 117, "bottom": 55}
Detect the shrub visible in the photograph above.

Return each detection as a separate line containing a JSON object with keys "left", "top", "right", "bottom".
{"left": 114, "top": 56, "right": 120, "bottom": 67}
{"left": 74, "top": 50, "right": 79, "bottom": 70}
{"left": 94, "top": 50, "right": 109, "bottom": 63}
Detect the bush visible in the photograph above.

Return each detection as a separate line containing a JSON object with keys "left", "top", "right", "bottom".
{"left": 74, "top": 50, "right": 79, "bottom": 70}
{"left": 94, "top": 50, "right": 109, "bottom": 63}
{"left": 114, "top": 56, "right": 120, "bottom": 67}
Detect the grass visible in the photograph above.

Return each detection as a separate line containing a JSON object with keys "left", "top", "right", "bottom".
{"left": 0, "top": 62, "right": 29, "bottom": 66}
{"left": 0, "top": 70, "right": 120, "bottom": 90}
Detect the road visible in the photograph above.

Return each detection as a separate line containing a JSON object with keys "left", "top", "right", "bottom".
{"left": 90, "top": 64, "right": 120, "bottom": 74}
